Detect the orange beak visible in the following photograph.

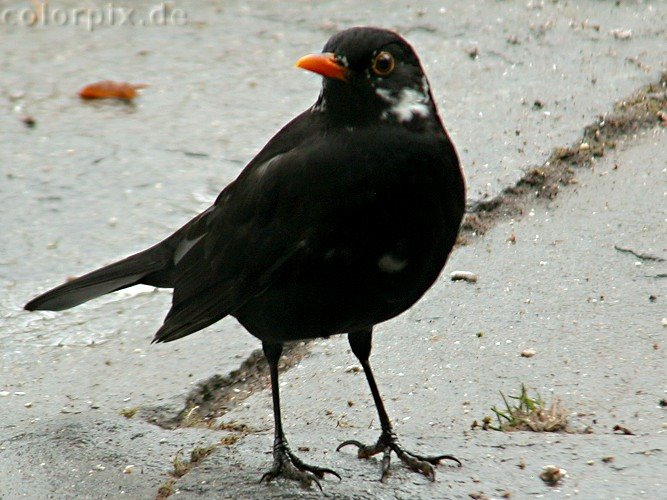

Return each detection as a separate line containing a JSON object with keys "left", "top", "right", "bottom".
{"left": 295, "top": 52, "right": 348, "bottom": 82}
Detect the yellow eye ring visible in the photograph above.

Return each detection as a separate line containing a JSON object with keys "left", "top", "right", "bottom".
{"left": 371, "top": 51, "right": 395, "bottom": 76}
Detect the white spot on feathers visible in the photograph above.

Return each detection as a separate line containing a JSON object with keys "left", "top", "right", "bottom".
{"left": 376, "top": 86, "right": 430, "bottom": 123}
{"left": 174, "top": 234, "right": 206, "bottom": 264}
{"left": 254, "top": 153, "right": 284, "bottom": 178}
{"left": 378, "top": 254, "right": 408, "bottom": 273}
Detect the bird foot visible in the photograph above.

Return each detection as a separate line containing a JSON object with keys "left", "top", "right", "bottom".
{"left": 337, "top": 431, "right": 461, "bottom": 481}
{"left": 260, "top": 442, "right": 341, "bottom": 490}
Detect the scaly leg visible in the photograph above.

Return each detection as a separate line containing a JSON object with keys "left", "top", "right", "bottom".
{"left": 260, "top": 342, "right": 341, "bottom": 489}
{"left": 337, "top": 329, "right": 461, "bottom": 481}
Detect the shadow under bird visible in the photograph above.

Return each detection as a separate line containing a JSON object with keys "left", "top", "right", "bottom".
{"left": 25, "top": 27, "right": 465, "bottom": 487}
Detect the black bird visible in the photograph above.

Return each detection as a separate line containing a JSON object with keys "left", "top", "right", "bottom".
{"left": 25, "top": 27, "right": 465, "bottom": 487}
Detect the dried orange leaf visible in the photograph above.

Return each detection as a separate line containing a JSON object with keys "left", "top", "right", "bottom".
{"left": 78, "top": 81, "right": 148, "bottom": 101}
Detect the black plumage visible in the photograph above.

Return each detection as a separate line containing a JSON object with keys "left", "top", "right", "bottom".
{"left": 26, "top": 27, "right": 465, "bottom": 486}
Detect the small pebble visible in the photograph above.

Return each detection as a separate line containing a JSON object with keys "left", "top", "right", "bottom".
{"left": 521, "top": 348, "right": 536, "bottom": 358}
{"left": 540, "top": 465, "right": 566, "bottom": 485}
{"left": 123, "top": 465, "right": 135, "bottom": 474}
{"left": 21, "top": 116, "right": 36, "bottom": 128}
{"left": 344, "top": 365, "right": 361, "bottom": 373}
{"left": 450, "top": 270, "right": 478, "bottom": 283}
{"left": 610, "top": 28, "right": 632, "bottom": 39}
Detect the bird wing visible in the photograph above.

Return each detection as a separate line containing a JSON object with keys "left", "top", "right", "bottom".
{"left": 151, "top": 149, "right": 324, "bottom": 343}
{"left": 152, "top": 111, "right": 326, "bottom": 343}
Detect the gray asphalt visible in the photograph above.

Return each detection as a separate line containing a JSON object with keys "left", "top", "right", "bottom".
{"left": 1, "top": 0, "right": 665, "bottom": 498}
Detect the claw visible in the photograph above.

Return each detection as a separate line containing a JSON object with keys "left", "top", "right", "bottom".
{"left": 336, "top": 439, "right": 364, "bottom": 451}
{"left": 337, "top": 439, "right": 380, "bottom": 459}
{"left": 288, "top": 450, "right": 342, "bottom": 481}
{"left": 380, "top": 449, "right": 392, "bottom": 481}
{"left": 402, "top": 449, "right": 462, "bottom": 467}
{"left": 337, "top": 431, "right": 460, "bottom": 481}
{"left": 260, "top": 444, "right": 340, "bottom": 489}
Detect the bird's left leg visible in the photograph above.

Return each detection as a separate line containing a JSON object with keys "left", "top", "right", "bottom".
{"left": 260, "top": 342, "right": 341, "bottom": 489}
{"left": 337, "top": 328, "right": 461, "bottom": 481}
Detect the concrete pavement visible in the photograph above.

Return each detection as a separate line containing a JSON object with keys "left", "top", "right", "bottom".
{"left": 1, "top": 1, "right": 665, "bottom": 498}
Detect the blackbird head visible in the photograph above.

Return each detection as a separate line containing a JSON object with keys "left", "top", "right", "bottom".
{"left": 296, "top": 27, "right": 439, "bottom": 129}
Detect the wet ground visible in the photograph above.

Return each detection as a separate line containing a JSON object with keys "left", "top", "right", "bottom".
{"left": 1, "top": 0, "right": 666, "bottom": 498}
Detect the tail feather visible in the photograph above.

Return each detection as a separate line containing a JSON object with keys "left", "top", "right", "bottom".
{"left": 152, "top": 285, "right": 234, "bottom": 343}
{"left": 24, "top": 247, "right": 172, "bottom": 311}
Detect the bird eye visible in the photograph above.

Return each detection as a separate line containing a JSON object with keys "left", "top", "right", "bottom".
{"left": 371, "top": 51, "right": 395, "bottom": 76}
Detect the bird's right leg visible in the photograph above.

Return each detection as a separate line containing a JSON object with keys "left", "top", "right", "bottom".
{"left": 260, "top": 341, "right": 340, "bottom": 489}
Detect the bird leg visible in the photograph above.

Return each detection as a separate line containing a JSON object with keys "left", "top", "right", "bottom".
{"left": 260, "top": 342, "right": 341, "bottom": 489}
{"left": 337, "top": 329, "right": 461, "bottom": 481}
